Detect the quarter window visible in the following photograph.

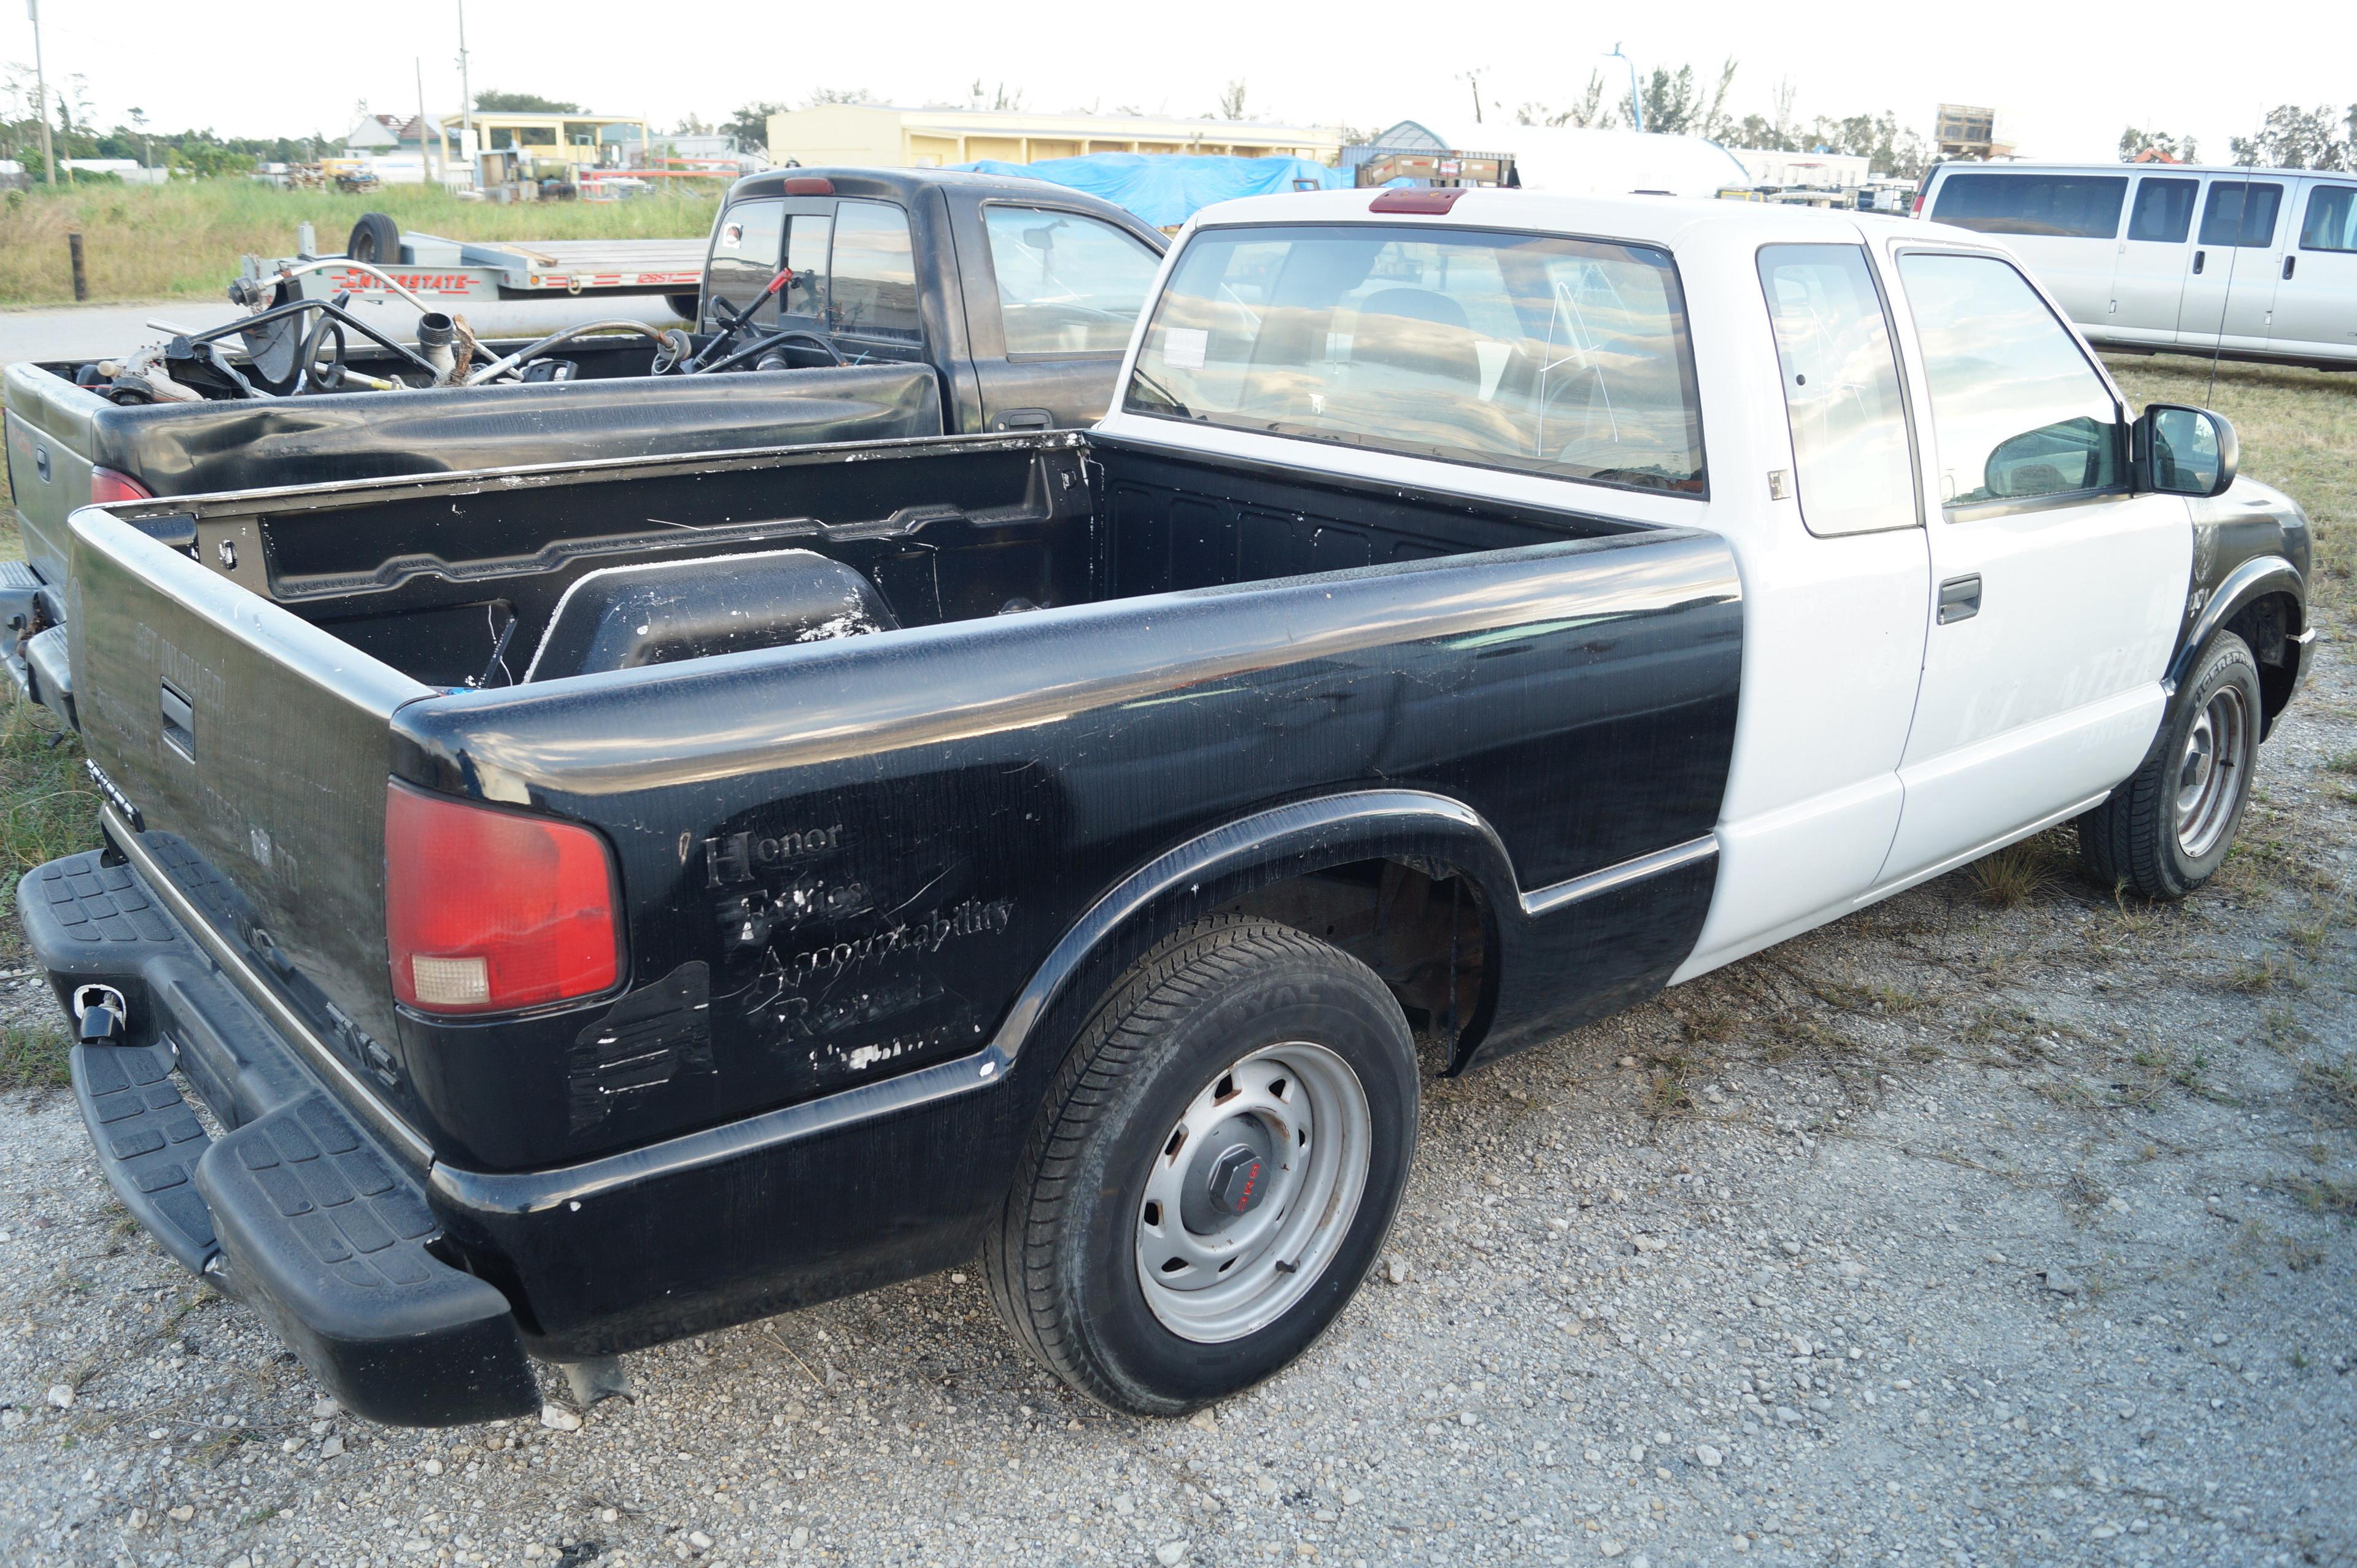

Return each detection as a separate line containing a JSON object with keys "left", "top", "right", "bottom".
{"left": 985, "top": 207, "right": 1161, "bottom": 355}
{"left": 1930, "top": 174, "right": 2127, "bottom": 239}
{"left": 2197, "top": 182, "right": 2283, "bottom": 247}
{"left": 829, "top": 201, "right": 923, "bottom": 342}
{"left": 1756, "top": 245, "right": 1917, "bottom": 537}
{"left": 2300, "top": 184, "right": 2357, "bottom": 253}
{"left": 1898, "top": 253, "right": 2119, "bottom": 511}
{"left": 779, "top": 214, "right": 832, "bottom": 320}
{"left": 1125, "top": 224, "right": 1705, "bottom": 495}
{"left": 705, "top": 199, "right": 784, "bottom": 330}
{"left": 2127, "top": 178, "right": 2197, "bottom": 244}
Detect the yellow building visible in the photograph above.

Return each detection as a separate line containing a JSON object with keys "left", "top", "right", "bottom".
{"left": 435, "top": 112, "right": 653, "bottom": 176}
{"left": 764, "top": 104, "right": 1342, "bottom": 169}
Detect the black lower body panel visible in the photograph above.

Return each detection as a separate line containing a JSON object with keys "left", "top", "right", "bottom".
{"left": 22, "top": 850, "right": 539, "bottom": 1426}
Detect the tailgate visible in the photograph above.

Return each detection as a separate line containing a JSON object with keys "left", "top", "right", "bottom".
{"left": 66, "top": 506, "right": 435, "bottom": 1153}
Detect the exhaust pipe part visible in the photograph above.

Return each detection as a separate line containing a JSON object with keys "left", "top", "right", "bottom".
{"left": 417, "top": 312, "right": 459, "bottom": 382}
{"left": 72, "top": 983, "right": 128, "bottom": 1043}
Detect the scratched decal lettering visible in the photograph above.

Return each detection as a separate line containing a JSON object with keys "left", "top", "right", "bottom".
{"left": 566, "top": 962, "right": 713, "bottom": 1132}
{"left": 703, "top": 825, "right": 847, "bottom": 889}
{"left": 738, "top": 898, "right": 1013, "bottom": 1004}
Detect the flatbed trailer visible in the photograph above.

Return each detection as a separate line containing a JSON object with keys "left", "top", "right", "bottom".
{"left": 241, "top": 230, "right": 713, "bottom": 333}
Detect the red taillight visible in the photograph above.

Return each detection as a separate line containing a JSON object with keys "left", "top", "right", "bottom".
{"left": 385, "top": 781, "right": 621, "bottom": 1016}
{"left": 1911, "top": 187, "right": 1927, "bottom": 217}
{"left": 90, "top": 466, "right": 153, "bottom": 505}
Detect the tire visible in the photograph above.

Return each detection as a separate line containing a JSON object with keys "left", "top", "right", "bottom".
{"left": 346, "top": 212, "right": 402, "bottom": 265}
{"left": 2078, "top": 631, "right": 2262, "bottom": 899}
{"left": 985, "top": 916, "right": 1417, "bottom": 1415}
{"left": 664, "top": 293, "right": 703, "bottom": 325}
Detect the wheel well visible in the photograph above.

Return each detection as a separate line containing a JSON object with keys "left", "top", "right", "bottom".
{"left": 2221, "top": 591, "right": 2301, "bottom": 729}
{"left": 1208, "top": 858, "right": 1490, "bottom": 1054}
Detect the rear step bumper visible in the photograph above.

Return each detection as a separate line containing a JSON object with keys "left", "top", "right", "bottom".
{"left": 21, "top": 849, "right": 540, "bottom": 1426}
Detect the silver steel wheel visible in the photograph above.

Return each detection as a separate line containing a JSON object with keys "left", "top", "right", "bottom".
{"left": 2173, "top": 682, "right": 2250, "bottom": 860}
{"left": 1134, "top": 1041, "right": 1372, "bottom": 1344}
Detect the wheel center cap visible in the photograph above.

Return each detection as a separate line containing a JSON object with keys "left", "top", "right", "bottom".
{"left": 1207, "top": 1143, "right": 1268, "bottom": 1218}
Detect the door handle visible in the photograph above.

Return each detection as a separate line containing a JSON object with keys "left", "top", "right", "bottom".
{"left": 2283, "top": 255, "right": 2296, "bottom": 280}
{"left": 993, "top": 408, "right": 1054, "bottom": 432}
{"left": 1937, "top": 574, "right": 1982, "bottom": 625}
{"left": 2192, "top": 249, "right": 2205, "bottom": 275}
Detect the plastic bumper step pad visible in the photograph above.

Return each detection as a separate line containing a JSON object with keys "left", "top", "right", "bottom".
{"left": 197, "top": 1097, "right": 540, "bottom": 1427}
{"left": 71, "top": 1041, "right": 218, "bottom": 1272}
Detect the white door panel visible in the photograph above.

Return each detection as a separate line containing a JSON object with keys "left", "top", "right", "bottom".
{"left": 1678, "top": 774, "right": 1904, "bottom": 980}
{"left": 2177, "top": 178, "right": 2289, "bottom": 350}
{"left": 2272, "top": 179, "right": 2357, "bottom": 363}
{"left": 2107, "top": 174, "right": 2201, "bottom": 344}
{"left": 1883, "top": 684, "right": 2167, "bottom": 878}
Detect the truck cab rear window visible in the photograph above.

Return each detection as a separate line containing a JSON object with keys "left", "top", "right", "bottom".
{"left": 1931, "top": 174, "right": 2127, "bottom": 239}
{"left": 1125, "top": 223, "right": 1705, "bottom": 496}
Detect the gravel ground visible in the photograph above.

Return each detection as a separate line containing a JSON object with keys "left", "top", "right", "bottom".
{"left": 0, "top": 638, "right": 2350, "bottom": 1568}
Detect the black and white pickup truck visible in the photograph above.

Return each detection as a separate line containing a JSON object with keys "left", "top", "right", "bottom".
{"left": 19, "top": 187, "right": 2313, "bottom": 1426}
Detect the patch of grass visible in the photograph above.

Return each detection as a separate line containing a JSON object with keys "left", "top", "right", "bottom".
{"left": 1962, "top": 833, "right": 2066, "bottom": 908}
{"left": 0, "top": 699, "right": 101, "bottom": 921}
{"left": 1642, "top": 1054, "right": 1697, "bottom": 1120}
{"left": 2222, "top": 954, "right": 2304, "bottom": 994}
{"left": 1, "top": 179, "right": 723, "bottom": 307}
{"left": 2298, "top": 1053, "right": 2357, "bottom": 1127}
{"left": 2269, "top": 1173, "right": 2357, "bottom": 1219}
{"left": 0, "top": 1024, "right": 70, "bottom": 1090}
{"left": 2329, "top": 752, "right": 2357, "bottom": 776}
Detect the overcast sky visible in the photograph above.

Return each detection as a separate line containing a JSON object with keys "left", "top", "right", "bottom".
{"left": 5, "top": 0, "right": 2350, "bottom": 164}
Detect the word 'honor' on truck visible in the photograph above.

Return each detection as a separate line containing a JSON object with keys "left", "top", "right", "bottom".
{"left": 21, "top": 187, "right": 2312, "bottom": 1424}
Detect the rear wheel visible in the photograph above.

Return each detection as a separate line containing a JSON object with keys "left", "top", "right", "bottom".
{"left": 346, "top": 212, "right": 401, "bottom": 265}
{"left": 984, "top": 916, "right": 1417, "bottom": 1415}
{"left": 2078, "top": 631, "right": 2262, "bottom": 898}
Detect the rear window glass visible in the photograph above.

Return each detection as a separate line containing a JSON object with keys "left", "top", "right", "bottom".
{"left": 829, "top": 201, "right": 922, "bottom": 342}
{"left": 1931, "top": 174, "right": 2127, "bottom": 239}
{"left": 1124, "top": 223, "right": 1705, "bottom": 496}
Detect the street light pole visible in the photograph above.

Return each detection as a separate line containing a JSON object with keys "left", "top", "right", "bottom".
{"left": 1608, "top": 42, "right": 1644, "bottom": 135}
{"left": 28, "top": 0, "right": 56, "bottom": 184}
{"left": 457, "top": 0, "right": 473, "bottom": 143}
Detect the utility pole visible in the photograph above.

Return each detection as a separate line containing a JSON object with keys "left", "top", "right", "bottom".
{"left": 456, "top": 0, "right": 473, "bottom": 142}
{"left": 1609, "top": 43, "right": 1645, "bottom": 134}
{"left": 416, "top": 57, "right": 434, "bottom": 184}
{"left": 28, "top": 0, "right": 55, "bottom": 184}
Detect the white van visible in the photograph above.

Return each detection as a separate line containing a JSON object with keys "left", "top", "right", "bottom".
{"left": 1917, "top": 161, "right": 2357, "bottom": 368}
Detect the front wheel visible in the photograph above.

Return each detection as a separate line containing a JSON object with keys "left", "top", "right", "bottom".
{"left": 984, "top": 916, "right": 1417, "bottom": 1415}
{"left": 2079, "top": 631, "right": 2263, "bottom": 898}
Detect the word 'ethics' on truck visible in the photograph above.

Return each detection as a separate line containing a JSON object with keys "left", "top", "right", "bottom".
{"left": 21, "top": 185, "right": 2313, "bottom": 1426}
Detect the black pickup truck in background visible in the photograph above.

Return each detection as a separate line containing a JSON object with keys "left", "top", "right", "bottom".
{"left": 1, "top": 169, "right": 1167, "bottom": 722}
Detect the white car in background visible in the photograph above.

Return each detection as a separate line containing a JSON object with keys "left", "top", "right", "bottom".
{"left": 1917, "top": 161, "right": 2357, "bottom": 368}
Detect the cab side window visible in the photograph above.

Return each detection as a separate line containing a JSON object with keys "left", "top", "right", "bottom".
{"left": 1898, "top": 253, "right": 2119, "bottom": 511}
{"left": 2198, "top": 182, "right": 2284, "bottom": 248}
{"left": 829, "top": 201, "right": 922, "bottom": 343}
{"left": 780, "top": 214, "right": 833, "bottom": 320}
{"left": 983, "top": 207, "right": 1163, "bottom": 355}
{"left": 2300, "top": 184, "right": 2357, "bottom": 253}
{"left": 2127, "top": 178, "right": 2197, "bottom": 244}
{"left": 705, "top": 199, "right": 784, "bottom": 330}
{"left": 1755, "top": 244, "right": 1918, "bottom": 536}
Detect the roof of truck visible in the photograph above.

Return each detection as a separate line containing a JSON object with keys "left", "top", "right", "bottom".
{"left": 724, "top": 165, "right": 1159, "bottom": 223}
{"left": 1180, "top": 186, "right": 1941, "bottom": 253}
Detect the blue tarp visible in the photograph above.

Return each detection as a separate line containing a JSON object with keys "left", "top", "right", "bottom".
{"left": 950, "top": 152, "right": 1350, "bottom": 227}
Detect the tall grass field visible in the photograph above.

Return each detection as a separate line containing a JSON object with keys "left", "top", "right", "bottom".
{"left": 0, "top": 180, "right": 724, "bottom": 307}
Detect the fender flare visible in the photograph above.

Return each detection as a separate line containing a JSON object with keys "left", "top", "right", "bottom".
{"left": 986, "top": 789, "right": 1522, "bottom": 1068}
{"left": 2168, "top": 555, "right": 2303, "bottom": 697}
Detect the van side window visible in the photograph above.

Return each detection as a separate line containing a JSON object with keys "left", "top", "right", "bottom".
{"left": 2300, "top": 184, "right": 2357, "bottom": 253}
{"left": 984, "top": 207, "right": 1162, "bottom": 355}
{"left": 706, "top": 199, "right": 785, "bottom": 329}
{"left": 1755, "top": 245, "right": 1918, "bottom": 537}
{"left": 1898, "top": 253, "right": 2119, "bottom": 511}
{"left": 1930, "top": 173, "right": 2127, "bottom": 239}
{"left": 2198, "top": 182, "right": 2283, "bottom": 247}
{"left": 829, "top": 201, "right": 923, "bottom": 342}
{"left": 2127, "top": 178, "right": 2198, "bottom": 244}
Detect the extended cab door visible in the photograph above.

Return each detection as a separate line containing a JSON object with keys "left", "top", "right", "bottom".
{"left": 1878, "top": 249, "right": 2191, "bottom": 884}
{"left": 966, "top": 201, "right": 1165, "bottom": 431}
{"left": 2272, "top": 177, "right": 2357, "bottom": 365}
{"left": 2175, "top": 177, "right": 2288, "bottom": 350}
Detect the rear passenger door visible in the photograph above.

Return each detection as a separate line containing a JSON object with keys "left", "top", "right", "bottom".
{"left": 2176, "top": 178, "right": 2288, "bottom": 350}
{"left": 2272, "top": 177, "right": 2357, "bottom": 364}
{"left": 2108, "top": 174, "right": 2199, "bottom": 344}
{"left": 1879, "top": 249, "right": 2191, "bottom": 884}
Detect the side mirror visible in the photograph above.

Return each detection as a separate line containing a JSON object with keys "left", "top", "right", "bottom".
{"left": 2132, "top": 404, "right": 2238, "bottom": 499}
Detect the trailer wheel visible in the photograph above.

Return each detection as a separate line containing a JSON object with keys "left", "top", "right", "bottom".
{"left": 664, "top": 293, "right": 702, "bottom": 326}
{"left": 985, "top": 916, "right": 1417, "bottom": 1415}
{"left": 346, "top": 212, "right": 402, "bottom": 265}
{"left": 2078, "top": 631, "right": 2262, "bottom": 898}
